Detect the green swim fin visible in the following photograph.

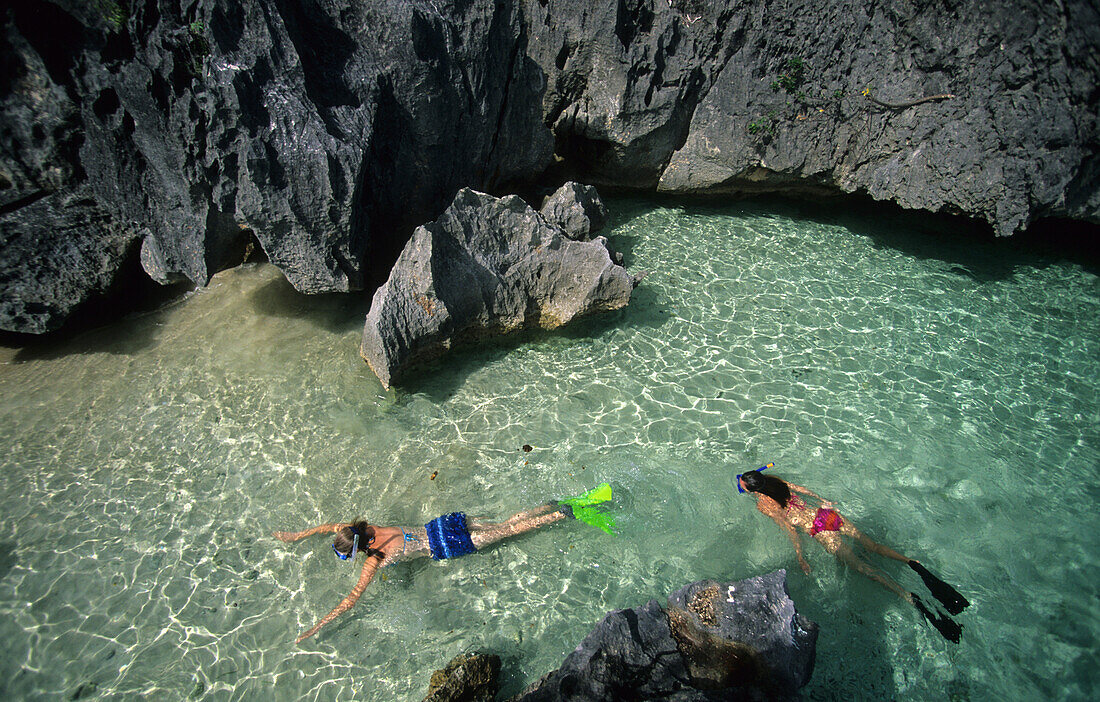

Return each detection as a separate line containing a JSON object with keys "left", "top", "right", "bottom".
{"left": 571, "top": 505, "right": 617, "bottom": 535}
{"left": 559, "top": 482, "right": 613, "bottom": 508}
{"left": 558, "top": 483, "right": 616, "bottom": 535}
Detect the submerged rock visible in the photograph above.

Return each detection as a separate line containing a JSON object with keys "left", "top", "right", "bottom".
{"left": 360, "top": 186, "right": 638, "bottom": 389}
{"left": 512, "top": 570, "right": 817, "bottom": 701}
{"left": 423, "top": 652, "right": 501, "bottom": 702}
{"left": 666, "top": 573, "right": 818, "bottom": 694}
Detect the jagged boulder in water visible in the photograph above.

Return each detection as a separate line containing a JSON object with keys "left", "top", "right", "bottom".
{"left": 360, "top": 186, "right": 638, "bottom": 389}
{"left": 511, "top": 570, "right": 817, "bottom": 701}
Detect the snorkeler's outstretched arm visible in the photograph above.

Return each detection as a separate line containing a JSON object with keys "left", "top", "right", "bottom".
{"left": 757, "top": 500, "right": 811, "bottom": 574}
{"left": 296, "top": 551, "right": 383, "bottom": 643}
{"left": 788, "top": 483, "right": 833, "bottom": 508}
{"left": 273, "top": 523, "right": 346, "bottom": 543}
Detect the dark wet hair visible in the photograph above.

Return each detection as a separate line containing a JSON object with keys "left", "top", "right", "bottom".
{"left": 333, "top": 519, "right": 375, "bottom": 558}
{"left": 741, "top": 471, "right": 791, "bottom": 507}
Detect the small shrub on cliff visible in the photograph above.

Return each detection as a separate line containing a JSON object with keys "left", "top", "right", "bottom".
{"left": 747, "top": 111, "right": 778, "bottom": 137}
{"left": 769, "top": 57, "right": 807, "bottom": 94}
{"left": 93, "top": 0, "right": 128, "bottom": 32}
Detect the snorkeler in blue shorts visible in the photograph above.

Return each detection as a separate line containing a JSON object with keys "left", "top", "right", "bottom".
{"left": 274, "top": 484, "right": 614, "bottom": 643}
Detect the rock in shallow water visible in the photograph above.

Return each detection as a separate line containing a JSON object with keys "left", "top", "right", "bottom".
{"left": 423, "top": 652, "right": 501, "bottom": 702}
{"left": 511, "top": 570, "right": 817, "bottom": 702}
{"left": 359, "top": 186, "right": 639, "bottom": 390}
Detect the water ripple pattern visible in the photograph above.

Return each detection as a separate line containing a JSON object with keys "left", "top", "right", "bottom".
{"left": 1, "top": 199, "right": 1097, "bottom": 700}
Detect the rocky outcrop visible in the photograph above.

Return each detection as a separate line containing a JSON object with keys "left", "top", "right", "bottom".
{"left": 0, "top": 185, "right": 139, "bottom": 334}
{"left": 359, "top": 186, "right": 638, "bottom": 389}
{"left": 2, "top": 0, "right": 1097, "bottom": 334}
{"left": 512, "top": 570, "right": 817, "bottom": 701}
{"left": 1, "top": 0, "right": 552, "bottom": 333}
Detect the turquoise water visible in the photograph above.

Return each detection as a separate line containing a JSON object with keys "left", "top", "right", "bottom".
{"left": 1, "top": 198, "right": 1097, "bottom": 700}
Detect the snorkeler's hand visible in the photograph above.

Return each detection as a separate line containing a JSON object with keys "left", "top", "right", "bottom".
{"left": 799, "top": 557, "right": 812, "bottom": 574}
{"left": 273, "top": 531, "right": 297, "bottom": 542}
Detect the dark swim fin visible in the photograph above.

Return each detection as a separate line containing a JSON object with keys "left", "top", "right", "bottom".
{"left": 909, "top": 560, "right": 970, "bottom": 615}
{"left": 912, "top": 594, "right": 962, "bottom": 644}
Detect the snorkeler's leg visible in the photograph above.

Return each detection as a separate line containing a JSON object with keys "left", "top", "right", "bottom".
{"left": 469, "top": 504, "right": 558, "bottom": 530}
{"left": 468, "top": 509, "right": 567, "bottom": 550}
{"left": 827, "top": 538, "right": 912, "bottom": 602}
{"left": 506, "top": 504, "right": 561, "bottom": 522}
{"left": 841, "top": 522, "right": 911, "bottom": 563}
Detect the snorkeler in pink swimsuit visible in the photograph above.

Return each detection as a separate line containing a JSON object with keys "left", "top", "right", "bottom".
{"left": 738, "top": 468, "right": 970, "bottom": 643}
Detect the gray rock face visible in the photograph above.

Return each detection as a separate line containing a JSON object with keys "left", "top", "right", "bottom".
{"left": 516, "top": 599, "right": 690, "bottom": 702}
{"left": 360, "top": 187, "right": 637, "bottom": 389}
{"left": 539, "top": 182, "right": 609, "bottom": 241}
{"left": 513, "top": 570, "right": 817, "bottom": 701}
{"left": 1, "top": 0, "right": 552, "bottom": 332}
{"left": 2, "top": 0, "right": 1097, "bottom": 333}
{"left": 0, "top": 186, "right": 139, "bottom": 334}
{"left": 666, "top": 572, "right": 818, "bottom": 693}
{"left": 526, "top": 0, "right": 1099, "bottom": 237}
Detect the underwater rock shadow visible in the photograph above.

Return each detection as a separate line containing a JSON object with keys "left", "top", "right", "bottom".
{"left": 0, "top": 541, "right": 17, "bottom": 582}
{"left": 247, "top": 274, "right": 371, "bottom": 336}
{"left": 799, "top": 195, "right": 1100, "bottom": 282}
{"left": 3, "top": 291, "right": 191, "bottom": 362}
{"left": 653, "top": 192, "right": 1099, "bottom": 282}
{"left": 798, "top": 580, "right": 931, "bottom": 700}
{"left": 2, "top": 260, "right": 196, "bottom": 361}
{"left": 391, "top": 284, "right": 672, "bottom": 403}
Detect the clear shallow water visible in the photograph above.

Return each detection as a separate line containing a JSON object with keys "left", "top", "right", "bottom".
{"left": 1, "top": 198, "right": 1097, "bottom": 700}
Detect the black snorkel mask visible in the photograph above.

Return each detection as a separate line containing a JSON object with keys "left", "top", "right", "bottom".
{"left": 333, "top": 532, "right": 359, "bottom": 562}
{"left": 736, "top": 462, "right": 774, "bottom": 493}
